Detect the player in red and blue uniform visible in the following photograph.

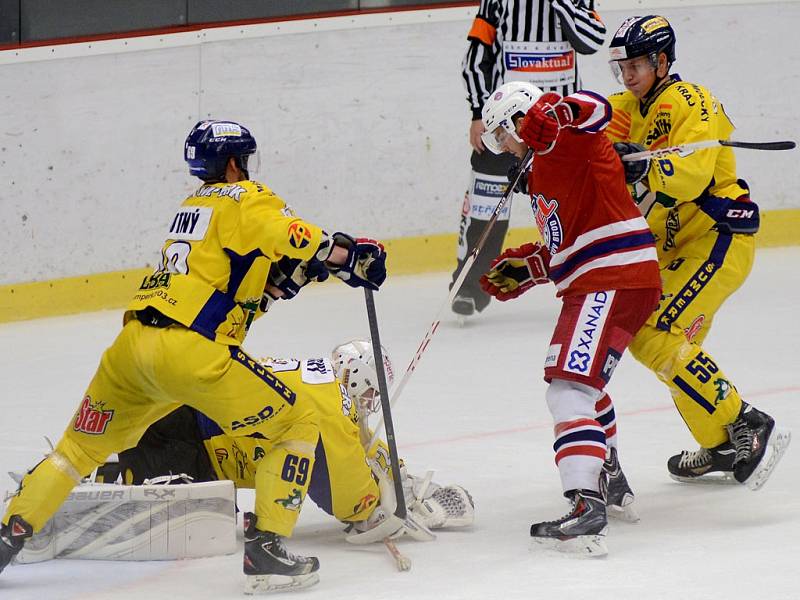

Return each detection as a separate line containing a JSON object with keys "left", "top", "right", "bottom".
{"left": 479, "top": 82, "right": 661, "bottom": 555}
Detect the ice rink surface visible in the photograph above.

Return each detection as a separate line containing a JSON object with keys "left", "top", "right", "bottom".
{"left": 1, "top": 247, "right": 798, "bottom": 600}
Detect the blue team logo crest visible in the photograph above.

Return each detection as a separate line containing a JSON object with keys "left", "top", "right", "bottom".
{"left": 531, "top": 194, "right": 563, "bottom": 253}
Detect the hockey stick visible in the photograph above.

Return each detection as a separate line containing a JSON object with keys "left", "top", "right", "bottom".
{"left": 363, "top": 288, "right": 407, "bottom": 521}
{"left": 360, "top": 288, "right": 413, "bottom": 572}
{"left": 368, "top": 148, "right": 534, "bottom": 449}
{"left": 621, "top": 139, "right": 796, "bottom": 162}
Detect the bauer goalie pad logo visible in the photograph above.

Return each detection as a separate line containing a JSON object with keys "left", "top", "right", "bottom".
{"left": 73, "top": 395, "right": 114, "bottom": 435}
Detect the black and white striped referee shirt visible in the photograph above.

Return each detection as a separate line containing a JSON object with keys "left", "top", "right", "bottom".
{"left": 462, "top": 0, "right": 607, "bottom": 119}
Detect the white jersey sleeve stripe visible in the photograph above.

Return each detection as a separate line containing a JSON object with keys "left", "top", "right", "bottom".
{"left": 550, "top": 217, "right": 651, "bottom": 267}
{"left": 553, "top": 248, "right": 659, "bottom": 293}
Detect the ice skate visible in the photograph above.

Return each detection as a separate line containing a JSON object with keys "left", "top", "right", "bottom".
{"left": 667, "top": 442, "right": 737, "bottom": 484}
{"left": 452, "top": 295, "right": 476, "bottom": 326}
{"left": 726, "top": 403, "right": 791, "bottom": 491}
{"left": 0, "top": 515, "right": 33, "bottom": 574}
{"left": 601, "top": 447, "right": 639, "bottom": 523}
{"left": 242, "top": 513, "right": 319, "bottom": 594}
{"left": 530, "top": 490, "right": 608, "bottom": 557}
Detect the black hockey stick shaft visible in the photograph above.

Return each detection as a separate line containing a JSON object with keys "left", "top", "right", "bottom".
{"left": 368, "top": 148, "right": 534, "bottom": 449}
{"left": 622, "top": 139, "right": 796, "bottom": 161}
{"left": 364, "top": 288, "right": 407, "bottom": 520}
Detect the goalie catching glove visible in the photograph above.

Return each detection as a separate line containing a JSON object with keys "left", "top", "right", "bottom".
{"left": 327, "top": 232, "right": 387, "bottom": 291}
{"left": 480, "top": 242, "right": 551, "bottom": 301}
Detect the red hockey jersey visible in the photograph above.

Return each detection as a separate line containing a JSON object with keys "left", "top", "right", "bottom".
{"left": 527, "top": 91, "right": 661, "bottom": 297}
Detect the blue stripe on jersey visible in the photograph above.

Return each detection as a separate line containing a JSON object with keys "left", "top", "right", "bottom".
{"left": 307, "top": 438, "right": 333, "bottom": 516}
{"left": 549, "top": 231, "right": 656, "bottom": 282}
{"left": 573, "top": 89, "right": 612, "bottom": 132}
{"left": 553, "top": 428, "right": 606, "bottom": 452}
{"left": 195, "top": 409, "right": 224, "bottom": 440}
{"left": 672, "top": 375, "right": 716, "bottom": 414}
{"left": 656, "top": 232, "right": 733, "bottom": 331}
{"left": 190, "top": 289, "right": 237, "bottom": 341}
{"left": 225, "top": 248, "right": 264, "bottom": 299}
{"left": 229, "top": 346, "right": 297, "bottom": 406}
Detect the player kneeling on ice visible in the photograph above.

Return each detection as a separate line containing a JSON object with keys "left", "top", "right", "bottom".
{"left": 478, "top": 82, "right": 662, "bottom": 555}
{"left": 6, "top": 340, "right": 473, "bottom": 576}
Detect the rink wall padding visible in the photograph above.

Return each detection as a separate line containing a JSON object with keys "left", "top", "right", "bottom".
{"left": 1, "top": 209, "right": 797, "bottom": 324}
{"left": 1, "top": 2, "right": 799, "bottom": 289}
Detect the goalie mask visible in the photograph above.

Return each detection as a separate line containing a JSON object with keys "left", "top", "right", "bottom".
{"left": 331, "top": 339, "right": 394, "bottom": 415}
{"left": 481, "top": 81, "right": 544, "bottom": 154}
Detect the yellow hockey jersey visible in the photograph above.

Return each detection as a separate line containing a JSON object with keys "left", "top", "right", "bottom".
{"left": 606, "top": 75, "right": 750, "bottom": 256}
{"left": 125, "top": 180, "right": 325, "bottom": 345}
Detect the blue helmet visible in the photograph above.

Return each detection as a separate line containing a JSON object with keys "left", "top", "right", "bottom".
{"left": 184, "top": 120, "right": 257, "bottom": 182}
{"left": 609, "top": 15, "right": 676, "bottom": 67}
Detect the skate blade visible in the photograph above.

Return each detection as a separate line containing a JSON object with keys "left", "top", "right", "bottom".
{"left": 244, "top": 572, "right": 320, "bottom": 594}
{"left": 606, "top": 502, "right": 640, "bottom": 523}
{"left": 745, "top": 428, "right": 791, "bottom": 491}
{"left": 669, "top": 472, "right": 738, "bottom": 485}
{"left": 530, "top": 530, "right": 608, "bottom": 557}
{"left": 456, "top": 314, "right": 467, "bottom": 327}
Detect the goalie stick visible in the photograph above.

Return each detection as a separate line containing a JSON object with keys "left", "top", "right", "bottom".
{"left": 368, "top": 149, "right": 534, "bottom": 450}
{"left": 621, "top": 139, "right": 796, "bottom": 161}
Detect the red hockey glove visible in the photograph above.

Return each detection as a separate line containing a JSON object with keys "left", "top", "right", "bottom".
{"left": 518, "top": 92, "right": 575, "bottom": 152}
{"left": 533, "top": 92, "right": 574, "bottom": 128}
{"left": 518, "top": 108, "right": 559, "bottom": 152}
{"left": 479, "top": 242, "right": 550, "bottom": 301}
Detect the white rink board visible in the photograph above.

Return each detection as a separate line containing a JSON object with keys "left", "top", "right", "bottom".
{"left": 0, "top": 2, "right": 799, "bottom": 284}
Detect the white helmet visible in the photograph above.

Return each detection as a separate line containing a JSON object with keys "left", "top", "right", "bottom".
{"left": 331, "top": 339, "right": 394, "bottom": 414}
{"left": 480, "top": 82, "right": 543, "bottom": 154}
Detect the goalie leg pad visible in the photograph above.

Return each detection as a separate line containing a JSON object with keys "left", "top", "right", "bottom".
{"left": 14, "top": 480, "right": 236, "bottom": 563}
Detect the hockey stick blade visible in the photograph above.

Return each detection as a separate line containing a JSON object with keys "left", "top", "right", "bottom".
{"left": 368, "top": 149, "right": 534, "bottom": 449}
{"left": 622, "top": 139, "right": 796, "bottom": 161}
{"left": 719, "top": 140, "right": 795, "bottom": 151}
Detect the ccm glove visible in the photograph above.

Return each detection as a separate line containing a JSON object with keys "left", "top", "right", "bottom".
{"left": 518, "top": 92, "right": 573, "bottom": 153}
{"left": 328, "top": 232, "right": 387, "bottom": 291}
{"left": 267, "top": 255, "right": 329, "bottom": 300}
{"left": 479, "top": 242, "right": 550, "bottom": 301}
{"left": 613, "top": 142, "right": 651, "bottom": 185}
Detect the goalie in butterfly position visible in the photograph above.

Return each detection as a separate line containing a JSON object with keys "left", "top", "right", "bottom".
{"left": 10, "top": 339, "right": 474, "bottom": 569}
{"left": 478, "top": 81, "right": 662, "bottom": 555}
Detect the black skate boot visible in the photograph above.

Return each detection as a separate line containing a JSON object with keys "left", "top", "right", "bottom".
{"left": 530, "top": 489, "right": 608, "bottom": 556}
{"left": 667, "top": 442, "right": 737, "bottom": 484}
{"left": 726, "top": 403, "right": 791, "bottom": 491}
{"left": 451, "top": 295, "right": 477, "bottom": 318}
{"left": 242, "top": 513, "right": 319, "bottom": 594}
{"left": 601, "top": 447, "right": 639, "bottom": 523}
{"left": 0, "top": 515, "right": 33, "bottom": 574}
